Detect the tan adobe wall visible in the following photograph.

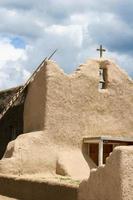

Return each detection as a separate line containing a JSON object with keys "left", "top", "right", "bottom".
{"left": 0, "top": 59, "right": 132, "bottom": 179}
{"left": 43, "top": 59, "right": 133, "bottom": 148}
{"left": 0, "top": 174, "right": 78, "bottom": 200}
{"left": 24, "top": 59, "right": 133, "bottom": 140}
{"left": 24, "top": 64, "right": 47, "bottom": 133}
{"left": 24, "top": 59, "right": 133, "bottom": 138}
{"left": 78, "top": 146, "right": 133, "bottom": 200}
{"left": 0, "top": 130, "right": 90, "bottom": 179}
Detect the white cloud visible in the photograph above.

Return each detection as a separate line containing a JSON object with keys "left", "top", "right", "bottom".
{"left": 0, "top": 37, "right": 31, "bottom": 89}
{"left": 0, "top": 38, "right": 26, "bottom": 61}
{"left": 45, "top": 24, "right": 83, "bottom": 47}
{"left": 0, "top": 0, "right": 132, "bottom": 90}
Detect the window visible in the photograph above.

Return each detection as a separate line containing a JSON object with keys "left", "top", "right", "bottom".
{"left": 88, "top": 143, "right": 113, "bottom": 166}
{"left": 99, "top": 67, "right": 108, "bottom": 89}
{"left": 89, "top": 143, "right": 98, "bottom": 165}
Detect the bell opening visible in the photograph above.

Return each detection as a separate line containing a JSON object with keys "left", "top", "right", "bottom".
{"left": 99, "top": 67, "right": 108, "bottom": 89}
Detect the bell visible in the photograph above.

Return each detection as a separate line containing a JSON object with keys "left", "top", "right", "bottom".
{"left": 99, "top": 68, "right": 105, "bottom": 83}
{"left": 99, "top": 77, "right": 105, "bottom": 83}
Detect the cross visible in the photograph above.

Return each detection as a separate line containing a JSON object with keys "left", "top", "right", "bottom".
{"left": 97, "top": 45, "right": 106, "bottom": 58}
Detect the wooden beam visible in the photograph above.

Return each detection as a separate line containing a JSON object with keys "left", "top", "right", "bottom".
{"left": 98, "top": 140, "right": 103, "bottom": 166}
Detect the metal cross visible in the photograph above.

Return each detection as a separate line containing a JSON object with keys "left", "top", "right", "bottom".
{"left": 97, "top": 45, "right": 106, "bottom": 58}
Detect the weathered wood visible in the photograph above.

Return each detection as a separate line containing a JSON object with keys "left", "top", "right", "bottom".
{"left": 98, "top": 140, "right": 103, "bottom": 166}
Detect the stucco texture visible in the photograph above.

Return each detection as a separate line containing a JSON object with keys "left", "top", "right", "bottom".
{"left": 0, "top": 59, "right": 132, "bottom": 179}
{"left": 24, "top": 59, "right": 133, "bottom": 138}
{"left": 0, "top": 174, "right": 78, "bottom": 200}
{"left": 78, "top": 146, "right": 133, "bottom": 200}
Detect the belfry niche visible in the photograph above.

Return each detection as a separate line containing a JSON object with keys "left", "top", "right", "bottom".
{"left": 99, "top": 64, "right": 108, "bottom": 89}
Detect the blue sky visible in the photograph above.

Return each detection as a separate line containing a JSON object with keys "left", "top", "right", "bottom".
{"left": 11, "top": 37, "right": 26, "bottom": 49}
{"left": 0, "top": 0, "right": 133, "bottom": 89}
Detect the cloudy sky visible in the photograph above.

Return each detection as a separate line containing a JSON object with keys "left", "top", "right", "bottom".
{"left": 0, "top": 0, "right": 133, "bottom": 90}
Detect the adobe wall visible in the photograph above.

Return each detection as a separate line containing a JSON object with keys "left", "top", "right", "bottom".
{"left": 24, "top": 63, "right": 47, "bottom": 133}
{"left": 78, "top": 146, "right": 133, "bottom": 200}
{"left": 0, "top": 174, "right": 78, "bottom": 200}
{"left": 43, "top": 59, "right": 133, "bottom": 148}
{"left": 0, "top": 131, "right": 56, "bottom": 175}
{"left": 24, "top": 60, "right": 133, "bottom": 139}
{"left": 24, "top": 59, "right": 133, "bottom": 140}
{"left": 0, "top": 59, "right": 132, "bottom": 179}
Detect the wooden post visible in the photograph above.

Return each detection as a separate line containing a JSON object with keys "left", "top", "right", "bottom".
{"left": 98, "top": 140, "right": 103, "bottom": 166}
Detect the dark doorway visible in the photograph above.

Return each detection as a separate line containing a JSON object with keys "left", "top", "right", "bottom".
{"left": 89, "top": 143, "right": 98, "bottom": 165}
{"left": 103, "top": 144, "right": 113, "bottom": 164}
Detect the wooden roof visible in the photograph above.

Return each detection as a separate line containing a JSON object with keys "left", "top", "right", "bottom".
{"left": 83, "top": 136, "right": 133, "bottom": 143}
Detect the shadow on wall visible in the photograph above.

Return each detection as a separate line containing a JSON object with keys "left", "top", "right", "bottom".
{"left": 82, "top": 142, "right": 97, "bottom": 169}
{"left": 0, "top": 101, "right": 25, "bottom": 159}
{"left": 0, "top": 175, "right": 78, "bottom": 200}
{"left": 23, "top": 62, "right": 48, "bottom": 133}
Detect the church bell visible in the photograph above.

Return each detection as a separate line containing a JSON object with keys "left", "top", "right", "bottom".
{"left": 99, "top": 68, "right": 105, "bottom": 83}
{"left": 99, "top": 76, "right": 105, "bottom": 83}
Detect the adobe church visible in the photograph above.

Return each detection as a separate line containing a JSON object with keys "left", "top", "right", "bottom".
{"left": 0, "top": 55, "right": 133, "bottom": 179}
